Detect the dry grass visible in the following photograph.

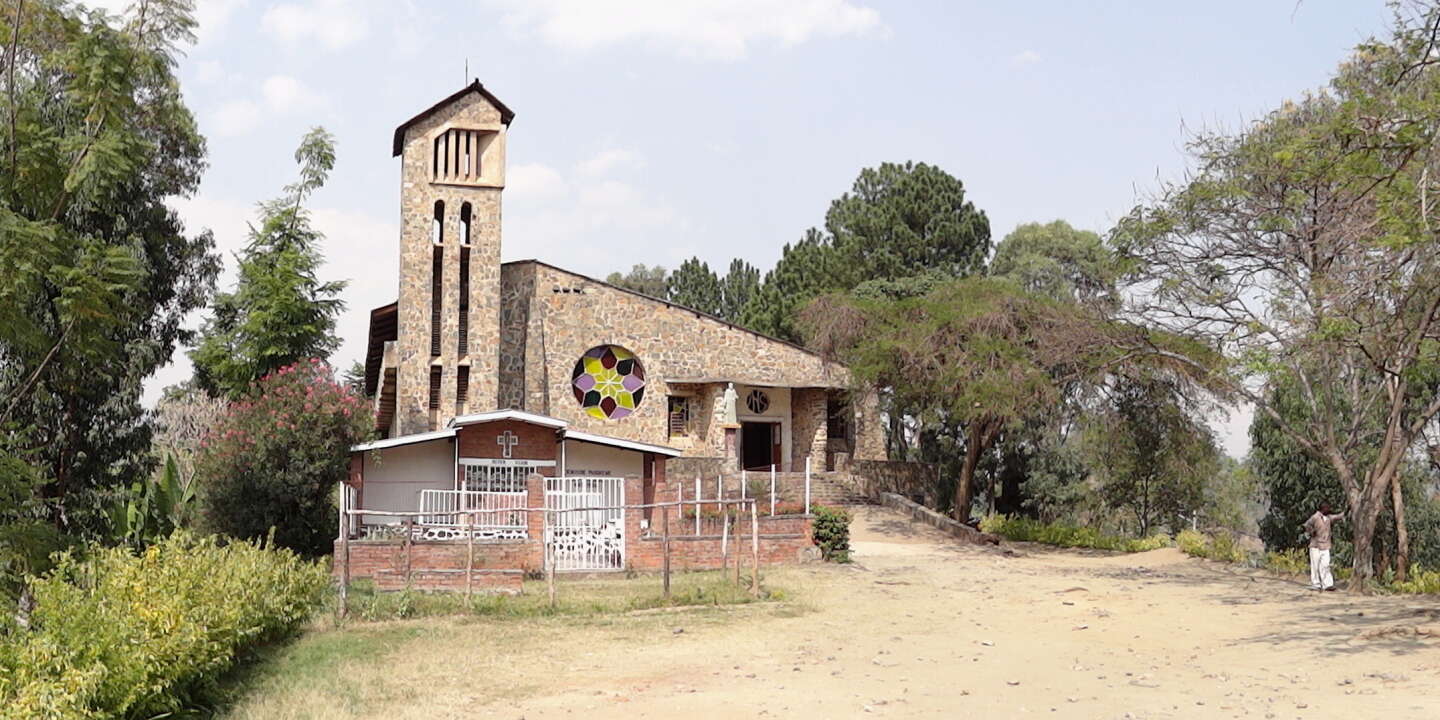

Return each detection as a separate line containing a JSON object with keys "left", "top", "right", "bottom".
{"left": 214, "top": 571, "right": 800, "bottom": 719}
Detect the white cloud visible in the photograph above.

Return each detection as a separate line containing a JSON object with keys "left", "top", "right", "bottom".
{"left": 501, "top": 157, "right": 688, "bottom": 271}
{"left": 487, "top": 0, "right": 884, "bottom": 61}
{"left": 208, "top": 98, "right": 263, "bottom": 137}
{"left": 262, "top": 0, "right": 370, "bottom": 51}
{"left": 203, "top": 75, "right": 326, "bottom": 137}
{"left": 193, "top": 60, "right": 225, "bottom": 86}
{"left": 1011, "top": 49, "right": 1042, "bottom": 66}
{"left": 194, "top": 0, "right": 250, "bottom": 46}
{"left": 575, "top": 148, "right": 643, "bottom": 177}
{"left": 261, "top": 74, "right": 325, "bottom": 113}
{"left": 507, "top": 163, "right": 569, "bottom": 204}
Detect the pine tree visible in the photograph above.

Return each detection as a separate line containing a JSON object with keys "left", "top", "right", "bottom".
{"left": 666, "top": 257, "right": 722, "bottom": 316}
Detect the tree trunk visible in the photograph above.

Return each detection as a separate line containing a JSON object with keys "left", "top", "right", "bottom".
{"left": 1349, "top": 495, "right": 1385, "bottom": 588}
{"left": 955, "top": 431, "right": 980, "bottom": 523}
{"left": 1391, "top": 471, "right": 1409, "bottom": 583}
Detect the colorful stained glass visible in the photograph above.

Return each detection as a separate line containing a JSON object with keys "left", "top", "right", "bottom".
{"left": 571, "top": 345, "right": 646, "bottom": 419}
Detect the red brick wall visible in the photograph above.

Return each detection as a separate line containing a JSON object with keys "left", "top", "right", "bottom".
{"left": 335, "top": 473, "right": 818, "bottom": 589}
{"left": 456, "top": 419, "right": 559, "bottom": 462}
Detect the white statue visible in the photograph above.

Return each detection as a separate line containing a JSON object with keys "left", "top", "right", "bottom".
{"left": 720, "top": 382, "right": 739, "bottom": 426}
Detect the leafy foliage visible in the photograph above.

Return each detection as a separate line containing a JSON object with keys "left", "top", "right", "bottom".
{"left": 717, "top": 258, "right": 760, "bottom": 324}
{"left": 604, "top": 263, "right": 668, "bottom": 298}
{"left": 196, "top": 360, "right": 370, "bottom": 556}
{"left": 811, "top": 505, "right": 852, "bottom": 562}
{"left": 1112, "top": 5, "right": 1440, "bottom": 582}
{"left": 1176, "top": 528, "right": 1248, "bottom": 564}
{"left": 190, "top": 128, "right": 346, "bottom": 399}
{"left": 109, "top": 455, "right": 194, "bottom": 549}
{"left": 989, "top": 220, "right": 1118, "bottom": 306}
{"left": 666, "top": 257, "right": 722, "bottom": 316}
{"left": 979, "top": 514, "right": 1171, "bottom": 552}
{"left": 0, "top": 532, "right": 329, "bottom": 719}
{"left": 0, "top": 0, "right": 219, "bottom": 538}
{"left": 1079, "top": 379, "right": 1221, "bottom": 536}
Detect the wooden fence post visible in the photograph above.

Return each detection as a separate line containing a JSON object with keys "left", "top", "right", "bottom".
{"left": 337, "top": 485, "right": 350, "bottom": 619}
{"left": 721, "top": 507, "right": 730, "bottom": 580}
{"left": 465, "top": 511, "right": 474, "bottom": 602}
{"left": 403, "top": 516, "right": 415, "bottom": 590}
{"left": 733, "top": 510, "right": 742, "bottom": 586}
{"left": 662, "top": 507, "right": 671, "bottom": 600}
{"left": 750, "top": 500, "right": 760, "bottom": 598}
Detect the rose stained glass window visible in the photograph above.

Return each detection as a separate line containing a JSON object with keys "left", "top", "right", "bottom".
{"left": 571, "top": 345, "right": 646, "bottom": 419}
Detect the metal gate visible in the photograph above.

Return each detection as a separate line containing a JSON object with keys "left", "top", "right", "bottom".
{"left": 544, "top": 476, "right": 625, "bottom": 571}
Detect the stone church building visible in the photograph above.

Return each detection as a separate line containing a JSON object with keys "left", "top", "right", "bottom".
{"left": 360, "top": 81, "right": 885, "bottom": 474}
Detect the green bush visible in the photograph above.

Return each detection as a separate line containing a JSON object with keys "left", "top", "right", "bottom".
{"left": 812, "top": 505, "right": 852, "bottom": 562}
{"left": 1390, "top": 566, "right": 1440, "bottom": 594}
{"left": 197, "top": 360, "right": 371, "bottom": 556}
{"left": 980, "top": 514, "right": 1171, "bottom": 553}
{"left": 1176, "top": 528, "right": 1249, "bottom": 564}
{"left": 0, "top": 532, "right": 329, "bottom": 719}
{"left": 1262, "top": 548, "right": 1309, "bottom": 575}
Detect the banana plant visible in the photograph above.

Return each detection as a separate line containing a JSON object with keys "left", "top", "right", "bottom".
{"left": 112, "top": 454, "right": 195, "bottom": 548}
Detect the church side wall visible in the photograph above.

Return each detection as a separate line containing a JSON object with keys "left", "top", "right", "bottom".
{"left": 498, "top": 262, "right": 536, "bottom": 409}
{"left": 512, "top": 263, "right": 852, "bottom": 458}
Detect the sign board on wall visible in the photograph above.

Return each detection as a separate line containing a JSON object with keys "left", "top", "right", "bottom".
{"left": 459, "top": 458, "right": 557, "bottom": 468}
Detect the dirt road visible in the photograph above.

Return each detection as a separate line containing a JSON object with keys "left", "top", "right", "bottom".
{"left": 235, "top": 506, "right": 1440, "bottom": 719}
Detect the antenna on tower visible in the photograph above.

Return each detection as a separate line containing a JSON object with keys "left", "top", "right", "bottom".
{"left": 464, "top": 58, "right": 469, "bottom": 84}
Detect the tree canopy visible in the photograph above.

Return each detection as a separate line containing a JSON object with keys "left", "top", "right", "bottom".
{"left": 1113, "top": 4, "right": 1440, "bottom": 582}
{"left": 0, "top": 0, "right": 218, "bottom": 540}
{"left": 190, "top": 127, "right": 345, "bottom": 399}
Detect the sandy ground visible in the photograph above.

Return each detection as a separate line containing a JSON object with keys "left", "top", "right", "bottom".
{"left": 246, "top": 506, "right": 1440, "bottom": 720}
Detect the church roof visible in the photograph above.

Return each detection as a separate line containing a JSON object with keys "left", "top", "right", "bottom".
{"left": 502, "top": 259, "right": 838, "bottom": 364}
{"left": 392, "top": 80, "right": 515, "bottom": 156}
{"left": 350, "top": 409, "right": 684, "bottom": 457}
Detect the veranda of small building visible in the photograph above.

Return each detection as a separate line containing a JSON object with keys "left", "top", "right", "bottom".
{"left": 337, "top": 410, "right": 819, "bottom": 592}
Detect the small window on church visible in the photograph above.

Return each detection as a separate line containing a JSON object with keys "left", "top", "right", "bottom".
{"left": 428, "top": 366, "right": 442, "bottom": 410}
{"left": 456, "top": 366, "right": 470, "bottom": 408}
{"left": 571, "top": 345, "right": 645, "bottom": 420}
{"left": 460, "top": 202, "right": 472, "bottom": 245}
{"left": 667, "top": 396, "right": 691, "bottom": 438}
{"left": 432, "top": 200, "right": 445, "bottom": 244}
{"left": 745, "top": 389, "right": 770, "bottom": 414}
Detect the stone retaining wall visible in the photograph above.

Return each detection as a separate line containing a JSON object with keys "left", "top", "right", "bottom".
{"left": 878, "top": 492, "right": 999, "bottom": 546}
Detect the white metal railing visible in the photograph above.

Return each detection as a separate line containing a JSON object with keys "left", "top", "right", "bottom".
{"left": 418, "top": 488, "right": 527, "bottom": 533}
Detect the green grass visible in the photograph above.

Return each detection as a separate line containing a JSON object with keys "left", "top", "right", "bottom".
{"left": 337, "top": 570, "right": 779, "bottom": 622}
{"left": 979, "top": 514, "right": 1172, "bottom": 553}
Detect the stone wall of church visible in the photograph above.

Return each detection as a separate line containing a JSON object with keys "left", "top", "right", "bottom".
{"left": 498, "top": 261, "right": 536, "bottom": 410}
{"left": 395, "top": 91, "right": 506, "bottom": 435}
{"left": 497, "top": 261, "right": 886, "bottom": 462}
{"left": 790, "top": 388, "right": 828, "bottom": 469}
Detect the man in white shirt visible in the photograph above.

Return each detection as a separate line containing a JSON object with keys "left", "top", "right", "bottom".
{"left": 1303, "top": 501, "right": 1345, "bottom": 591}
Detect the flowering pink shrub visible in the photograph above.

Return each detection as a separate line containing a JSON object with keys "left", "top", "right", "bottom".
{"left": 196, "top": 359, "right": 371, "bottom": 556}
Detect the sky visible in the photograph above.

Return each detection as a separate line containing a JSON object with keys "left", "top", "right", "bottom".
{"left": 86, "top": 0, "right": 1396, "bottom": 457}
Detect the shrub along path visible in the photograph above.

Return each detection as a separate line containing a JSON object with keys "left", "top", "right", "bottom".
{"left": 223, "top": 507, "right": 1439, "bottom": 718}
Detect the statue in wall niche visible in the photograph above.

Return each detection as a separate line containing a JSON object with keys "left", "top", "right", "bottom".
{"left": 720, "top": 382, "right": 739, "bottom": 427}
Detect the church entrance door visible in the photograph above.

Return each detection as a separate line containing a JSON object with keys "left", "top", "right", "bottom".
{"left": 740, "top": 421, "right": 781, "bottom": 470}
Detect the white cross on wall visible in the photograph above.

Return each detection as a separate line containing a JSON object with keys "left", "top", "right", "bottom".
{"left": 497, "top": 430, "right": 519, "bottom": 458}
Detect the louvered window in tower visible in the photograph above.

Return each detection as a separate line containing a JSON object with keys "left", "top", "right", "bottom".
{"left": 428, "top": 367, "right": 442, "bottom": 410}
{"left": 432, "top": 129, "right": 492, "bottom": 184}
{"left": 458, "top": 247, "right": 469, "bottom": 356}
{"left": 456, "top": 366, "right": 470, "bottom": 409}
{"left": 430, "top": 246, "right": 443, "bottom": 356}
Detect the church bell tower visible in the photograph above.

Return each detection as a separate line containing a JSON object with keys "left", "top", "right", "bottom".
{"left": 391, "top": 81, "right": 513, "bottom": 434}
